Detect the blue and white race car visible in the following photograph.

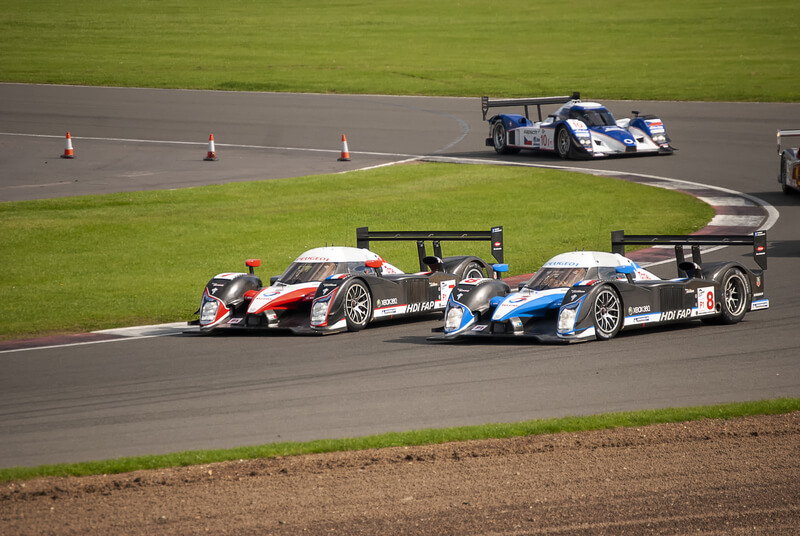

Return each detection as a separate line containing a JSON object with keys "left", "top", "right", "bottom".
{"left": 482, "top": 93, "right": 673, "bottom": 159}
{"left": 432, "top": 231, "right": 768, "bottom": 343}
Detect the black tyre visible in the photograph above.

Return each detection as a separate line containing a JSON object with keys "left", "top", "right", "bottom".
{"left": 780, "top": 154, "right": 794, "bottom": 195}
{"left": 459, "top": 261, "right": 486, "bottom": 281}
{"left": 556, "top": 127, "right": 573, "bottom": 159}
{"left": 344, "top": 281, "right": 372, "bottom": 332}
{"left": 592, "top": 286, "right": 622, "bottom": 341}
{"left": 718, "top": 268, "right": 749, "bottom": 324}
{"left": 491, "top": 120, "right": 519, "bottom": 155}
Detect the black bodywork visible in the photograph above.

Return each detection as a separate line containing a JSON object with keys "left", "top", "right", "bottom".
{"left": 309, "top": 227, "right": 506, "bottom": 333}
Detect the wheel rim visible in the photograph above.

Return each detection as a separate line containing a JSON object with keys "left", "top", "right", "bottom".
{"left": 725, "top": 275, "right": 746, "bottom": 316}
{"left": 594, "top": 288, "right": 620, "bottom": 336}
{"left": 558, "top": 129, "right": 570, "bottom": 156}
{"left": 345, "top": 284, "right": 370, "bottom": 325}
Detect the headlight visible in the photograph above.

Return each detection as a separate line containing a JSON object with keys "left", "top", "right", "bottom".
{"left": 311, "top": 300, "right": 331, "bottom": 325}
{"left": 557, "top": 307, "right": 577, "bottom": 333}
{"left": 200, "top": 299, "right": 220, "bottom": 324}
{"left": 444, "top": 306, "right": 464, "bottom": 332}
{"left": 652, "top": 134, "right": 667, "bottom": 144}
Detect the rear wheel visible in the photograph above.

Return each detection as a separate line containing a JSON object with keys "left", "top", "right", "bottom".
{"left": 344, "top": 281, "right": 372, "bottom": 332}
{"left": 719, "top": 268, "right": 749, "bottom": 324}
{"left": 491, "top": 120, "right": 519, "bottom": 155}
{"left": 780, "top": 154, "right": 794, "bottom": 195}
{"left": 556, "top": 127, "right": 573, "bottom": 159}
{"left": 459, "top": 261, "right": 486, "bottom": 280}
{"left": 593, "top": 286, "right": 622, "bottom": 340}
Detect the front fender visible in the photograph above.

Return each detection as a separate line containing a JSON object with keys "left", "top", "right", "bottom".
{"left": 443, "top": 278, "right": 510, "bottom": 335}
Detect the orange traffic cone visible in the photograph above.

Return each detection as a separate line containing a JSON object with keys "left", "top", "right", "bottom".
{"left": 204, "top": 134, "right": 217, "bottom": 161}
{"left": 60, "top": 132, "right": 75, "bottom": 159}
{"left": 337, "top": 134, "right": 351, "bottom": 161}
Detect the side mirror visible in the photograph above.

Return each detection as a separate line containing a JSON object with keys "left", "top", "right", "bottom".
{"left": 246, "top": 259, "right": 261, "bottom": 275}
{"left": 270, "top": 275, "right": 280, "bottom": 285}
{"left": 492, "top": 263, "right": 509, "bottom": 280}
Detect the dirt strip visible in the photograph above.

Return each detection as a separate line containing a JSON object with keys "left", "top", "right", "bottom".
{"left": 2, "top": 412, "right": 798, "bottom": 535}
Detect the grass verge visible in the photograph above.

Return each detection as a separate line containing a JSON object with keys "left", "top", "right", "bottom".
{"left": 1, "top": 0, "right": 798, "bottom": 102}
{"left": 0, "top": 163, "right": 712, "bottom": 341}
{"left": 2, "top": 398, "right": 796, "bottom": 482}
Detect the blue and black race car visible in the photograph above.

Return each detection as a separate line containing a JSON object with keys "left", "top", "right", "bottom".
{"left": 482, "top": 93, "right": 673, "bottom": 159}
{"left": 432, "top": 231, "right": 769, "bottom": 343}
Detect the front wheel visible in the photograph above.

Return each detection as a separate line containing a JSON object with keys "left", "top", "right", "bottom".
{"left": 593, "top": 286, "right": 622, "bottom": 341}
{"left": 344, "top": 281, "right": 372, "bottom": 332}
{"left": 556, "top": 127, "right": 573, "bottom": 159}
{"left": 718, "top": 268, "right": 749, "bottom": 324}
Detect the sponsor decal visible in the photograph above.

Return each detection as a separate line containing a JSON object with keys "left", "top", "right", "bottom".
{"left": 696, "top": 286, "right": 715, "bottom": 315}
{"left": 295, "top": 255, "right": 332, "bottom": 262}
{"left": 377, "top": 297, "right": 399, "bottom": 307}
{"left": 406, "top": 301, "right": 436, "bottom": 313}
{"left": 228, "top": 318, "right": 243, "bottom": 325}
{"left": 472, "top": 324, "right": 488, "bottom": 331}
{"left": 659, "top": 308, "right": 692, "bottom": 321}
{"left": 628, "top": 305, "right": 651, "bottom": 315}
{"left": 633, "top": 316, "right": 649, "bottom": 323}
{"left": 544, "top": 260, "right": 581, "bottom": 267}
{"left": 460, "top": 278, "right": 483, "bottom": 285}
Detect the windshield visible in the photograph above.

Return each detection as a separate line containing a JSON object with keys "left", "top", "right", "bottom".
{"left": 568, "top": 108, "right": 616, "bottom": 127}
{"left": 277, "top": 261, "right": 377, "bottom": 285}
{"left": 524, "top": 267, "right": 588, "bottom": 291}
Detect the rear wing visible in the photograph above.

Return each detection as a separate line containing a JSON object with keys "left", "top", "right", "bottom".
{"left": 481, "top": 92, "right": 581, "bottom": 121}
{"left": 777, "top": 129, "right": 800, "bottom": 153}
{"left": 356, "top": 226, "right": 503, "bottom": 272}
{"left": 611, "top": 230, "right": 767, "bottom": 272}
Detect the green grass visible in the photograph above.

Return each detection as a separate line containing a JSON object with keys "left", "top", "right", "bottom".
{"left": 0, "top": 163, "right": 712, "bottom": 340}
{"left": 1, "top": 0, "right": 798, "bottom": 101}
{"left": 2, "top": 398, "right": 796, "bottom": 481}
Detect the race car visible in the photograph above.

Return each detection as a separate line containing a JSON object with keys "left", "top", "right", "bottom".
{"left": 777, "top": 128, "right": 800, "bottom": 194}
{"left": 433, "top": 230, "right": 768, "bottom": 343}
{"left": 193, "top": 226, "right": 504, "bottom": 334}
{"left": 482, "top": 93, "right": 673, "bottom": 159}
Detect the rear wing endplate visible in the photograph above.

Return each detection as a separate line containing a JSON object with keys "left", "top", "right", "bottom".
{"left": 611, "top": 230, "right": 767, "bottom": 272}
{"left": 481, "top": 92, "right": 580, "bottom": 121}
{"left": 777, "top": 129, "right": 800, "bottom": 154}
{"left": 357, "top": 226, "right": 503, "bottom": 272}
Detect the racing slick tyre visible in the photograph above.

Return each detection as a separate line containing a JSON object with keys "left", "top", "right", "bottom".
{"left": 717, "top": 268, "right": 750, "bottom": 325}
{"left": 556, "top": 127, "right": 573, "bottom": 159}
{"left": 459, "top": 261, "right": 486, "bottom": 280}
{"left": 491, "top": 120, "right": 519, "bottom": 155}
{"left": 780, "top": 154, "right": 794, "bottom": 195}
{"left": 592, "top": 285, "right": 622, "bottom": 341}
{"left": 344, "top": 280, "right": 372, "bottom": 332}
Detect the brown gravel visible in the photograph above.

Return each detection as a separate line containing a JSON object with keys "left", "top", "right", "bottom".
{"left": 2, "top": 412, "right": 798, "bottom": 535}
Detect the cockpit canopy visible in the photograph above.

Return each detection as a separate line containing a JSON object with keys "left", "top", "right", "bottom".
{"left": 524, "top": 267, "right": 588, "bottom": 291}
{"left": 277, "top": 261, "right": 378, "bottom": 285}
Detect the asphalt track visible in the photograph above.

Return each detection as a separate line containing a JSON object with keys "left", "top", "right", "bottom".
{"left": 0, "top": 84, "right": 798, "bottom": 468}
